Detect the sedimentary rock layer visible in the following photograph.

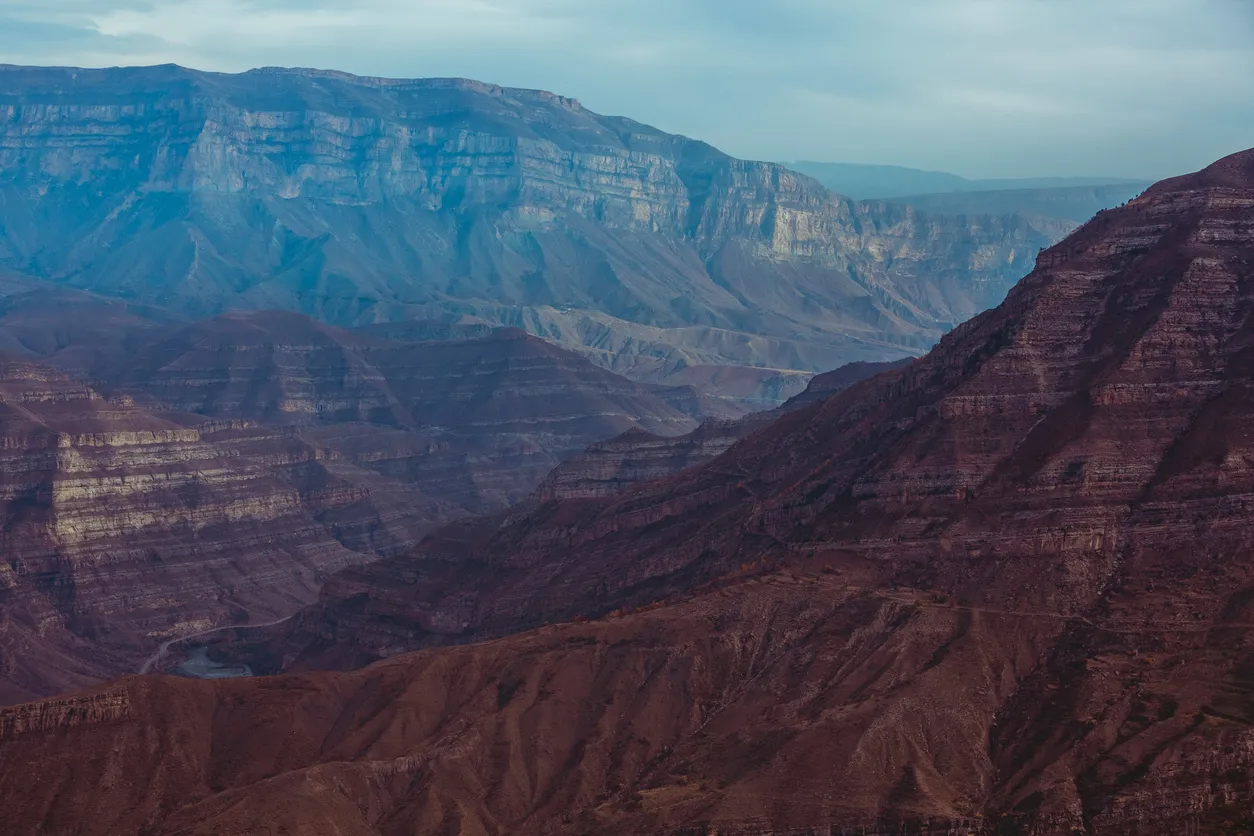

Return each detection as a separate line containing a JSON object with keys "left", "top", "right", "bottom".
{"left": 100, "top": 309, "right": 699, "bottom": 512}
{"left": 0, "top": 64, "right": 1060, "bottom": 386}
{"left": 0, "top": 306, "right": 702, "bottom": 702}
{"left": 0, "top": 355, "right": 377, "bottom": 702}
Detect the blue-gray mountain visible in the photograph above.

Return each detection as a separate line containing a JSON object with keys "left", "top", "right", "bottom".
{"left": 786, "top": 160, "right": 1149, "bottom": 202}
{"left": 0, "top": 64, "right": 1083, "bottom": 398}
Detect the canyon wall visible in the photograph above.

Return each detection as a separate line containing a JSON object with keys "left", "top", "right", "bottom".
{"left": 0, "top": 65, "right": 1062, "bottom": 392}
{"left": 0, "top": 303, "right": 700, "bottom": 702}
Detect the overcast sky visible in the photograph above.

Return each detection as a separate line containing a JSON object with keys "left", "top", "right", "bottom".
{"left": 0, "top": 0, "right": 1250, "bottom": 179}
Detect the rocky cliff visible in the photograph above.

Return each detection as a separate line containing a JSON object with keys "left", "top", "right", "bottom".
{"left": 0, "top": 353, "right": 381, "bottom": 703}
{"left": 7, "top": 149, "right": 1247, "bottom": 833}
{"left": 0, "top": 64, "right": 1062, "bottom": 395}
{"left": 100, "top": 309, "right": 699, "bottom": 512}
{"left": 0, "top": 302, "right": 702, "bottom": 702}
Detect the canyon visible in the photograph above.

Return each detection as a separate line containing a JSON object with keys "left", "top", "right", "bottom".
{"left": 0, "top": 301, "right": 699, "bottom": 703}
{"left": 1, "top": 148, "right": 1250, "bottom": 834}
{"left": 0, "top": 64, "right": 1093, "bottom": 405}
{"left": 534, "top": 358, "right": 911, "bottom": 503}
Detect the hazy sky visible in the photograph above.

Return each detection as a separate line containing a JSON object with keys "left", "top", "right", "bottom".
{"left": 1, "top": 0, "right": 1251, "bottom": 179}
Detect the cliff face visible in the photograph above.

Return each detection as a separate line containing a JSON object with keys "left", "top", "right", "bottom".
{"left": 25, "top": 149, "right": 1248, "bottom": 833}
{"left": 0, "top": 65, "right": 1060, "bottom": 390}
{"left": 0, "top": 354, "right": 381, "bottom": 703}
{"left": 100, "top": 309, "right": 698, "bottom": 512}
{"left": 0, "top": 302, "right": 700, "bottom": 703}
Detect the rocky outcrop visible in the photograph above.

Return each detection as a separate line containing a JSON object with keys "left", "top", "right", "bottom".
{"left": 535, "top": 420, "right": 757, "bottom": 502}
{"left": 0, "top": 688, "right": 129, "bottom": 739}
{"left": 40, "top": 148, "right": 1251, "bottom": 833}
{"left": 782, "top": 357, "right": 915, "bottom": 409}
{"left": 0, "top": 64, "right": 1063, "bottom": 395}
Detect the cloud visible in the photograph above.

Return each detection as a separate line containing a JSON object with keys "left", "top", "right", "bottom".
{"left": 0, "top": 0, "right": 1250, "bottom": 178}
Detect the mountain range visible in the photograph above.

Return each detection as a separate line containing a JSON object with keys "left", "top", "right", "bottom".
{"left": 0, "top": 60, "right": 1251, "bottom": 836}
{"left": 1, "top": 144, "right": 1250, "bottom": 834}
{"left": 787, "top": 160, "right": 1149, "bottom": 201}
{"left": 0, "top": 63, "right": 1109, "bottom": 407}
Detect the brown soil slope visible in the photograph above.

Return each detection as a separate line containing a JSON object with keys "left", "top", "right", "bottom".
{"left": 3, "top": 149, "right": 1254, "bottom": 834}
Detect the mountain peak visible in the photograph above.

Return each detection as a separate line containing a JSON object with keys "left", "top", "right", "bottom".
{"left": 1144, "top": 147, "right": 1254, "bottom": 196}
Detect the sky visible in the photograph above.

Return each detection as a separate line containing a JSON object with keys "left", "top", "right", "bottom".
{"left": 0, "top": 0, "right": 1251, "bottom": 179}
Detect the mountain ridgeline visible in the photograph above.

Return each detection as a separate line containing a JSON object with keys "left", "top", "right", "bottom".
{"left": 0, "top": 64, "right": 1074, "bottom": 391}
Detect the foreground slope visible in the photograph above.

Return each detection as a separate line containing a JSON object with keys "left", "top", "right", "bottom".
{"left": 0, "top": 64, "right": 1058, "bottom": 386}
{"left": 3, "top": 149, "right": 1254, "bottom": 834}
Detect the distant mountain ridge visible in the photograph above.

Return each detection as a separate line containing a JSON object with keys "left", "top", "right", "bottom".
{"left": 787, "top": 159, "right": 1149, "bottom": 200}
{"left": 884, "top": 182, "right": 1147, "bottom": 225}
{"left": 0, "top": 64, "right": 1069, "bottom": 397}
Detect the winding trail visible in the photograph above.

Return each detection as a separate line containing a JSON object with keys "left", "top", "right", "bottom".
{"left": 139, "top": 615, "right": 294, "bottom": 675}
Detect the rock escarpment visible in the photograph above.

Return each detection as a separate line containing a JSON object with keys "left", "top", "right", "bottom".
{"left": 101, "top": 309, "right": 699, "bottom": 512}
{"left": 0, "top": 305, "right": 702, "bottom": 703}
{"left": 0, "top": 354, "right": 381, "bottom": 703}
{"left": 0, "top": 64, "right": 1063, "bottom": 394}
{"left": 21, "top": 149, "right": 1248, "bottom": 833}
{"left": 781, "top": 357, "right": 914, "bottom": 409}
{"left": 534, "top": 420, "right": 757, "bottom": 502}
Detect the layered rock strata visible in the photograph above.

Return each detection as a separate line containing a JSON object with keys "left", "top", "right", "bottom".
{"left": 0, "top": 64, "right": 1060, "bottom": 392}
{"left": 0, "top": 355, "right": 378, "bottom": 702}
{"left": 0, "top": 306, "right": 707, "bottom": 701}
{"left": 102, "top": 310, "right": 699, "bottom": 512}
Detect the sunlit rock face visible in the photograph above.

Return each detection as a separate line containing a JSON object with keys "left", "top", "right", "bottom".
{"left": 0, "top": 65, "right": 1061, "bottom": 393}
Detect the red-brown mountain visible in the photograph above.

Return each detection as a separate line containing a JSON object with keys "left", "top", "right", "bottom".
{"left": 537, "top": 357, "right": 909, "bottom": 502}
{"left": 100, "top": 309, "right": 699, "bottom": 512}
{"left": 3, "top": 149, "right": 1252, "bottom": 834}
{"left": 781, "top": 357, "right": 915, "bottom": 409}
{"left": 0, "top": 285, "right": 178, "bottom": 373}
{"left": 0, "top": 353, "right": 390, "bottom": 704}
{"left": 0, "top": 307, "right": 700, "bottom": 704}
